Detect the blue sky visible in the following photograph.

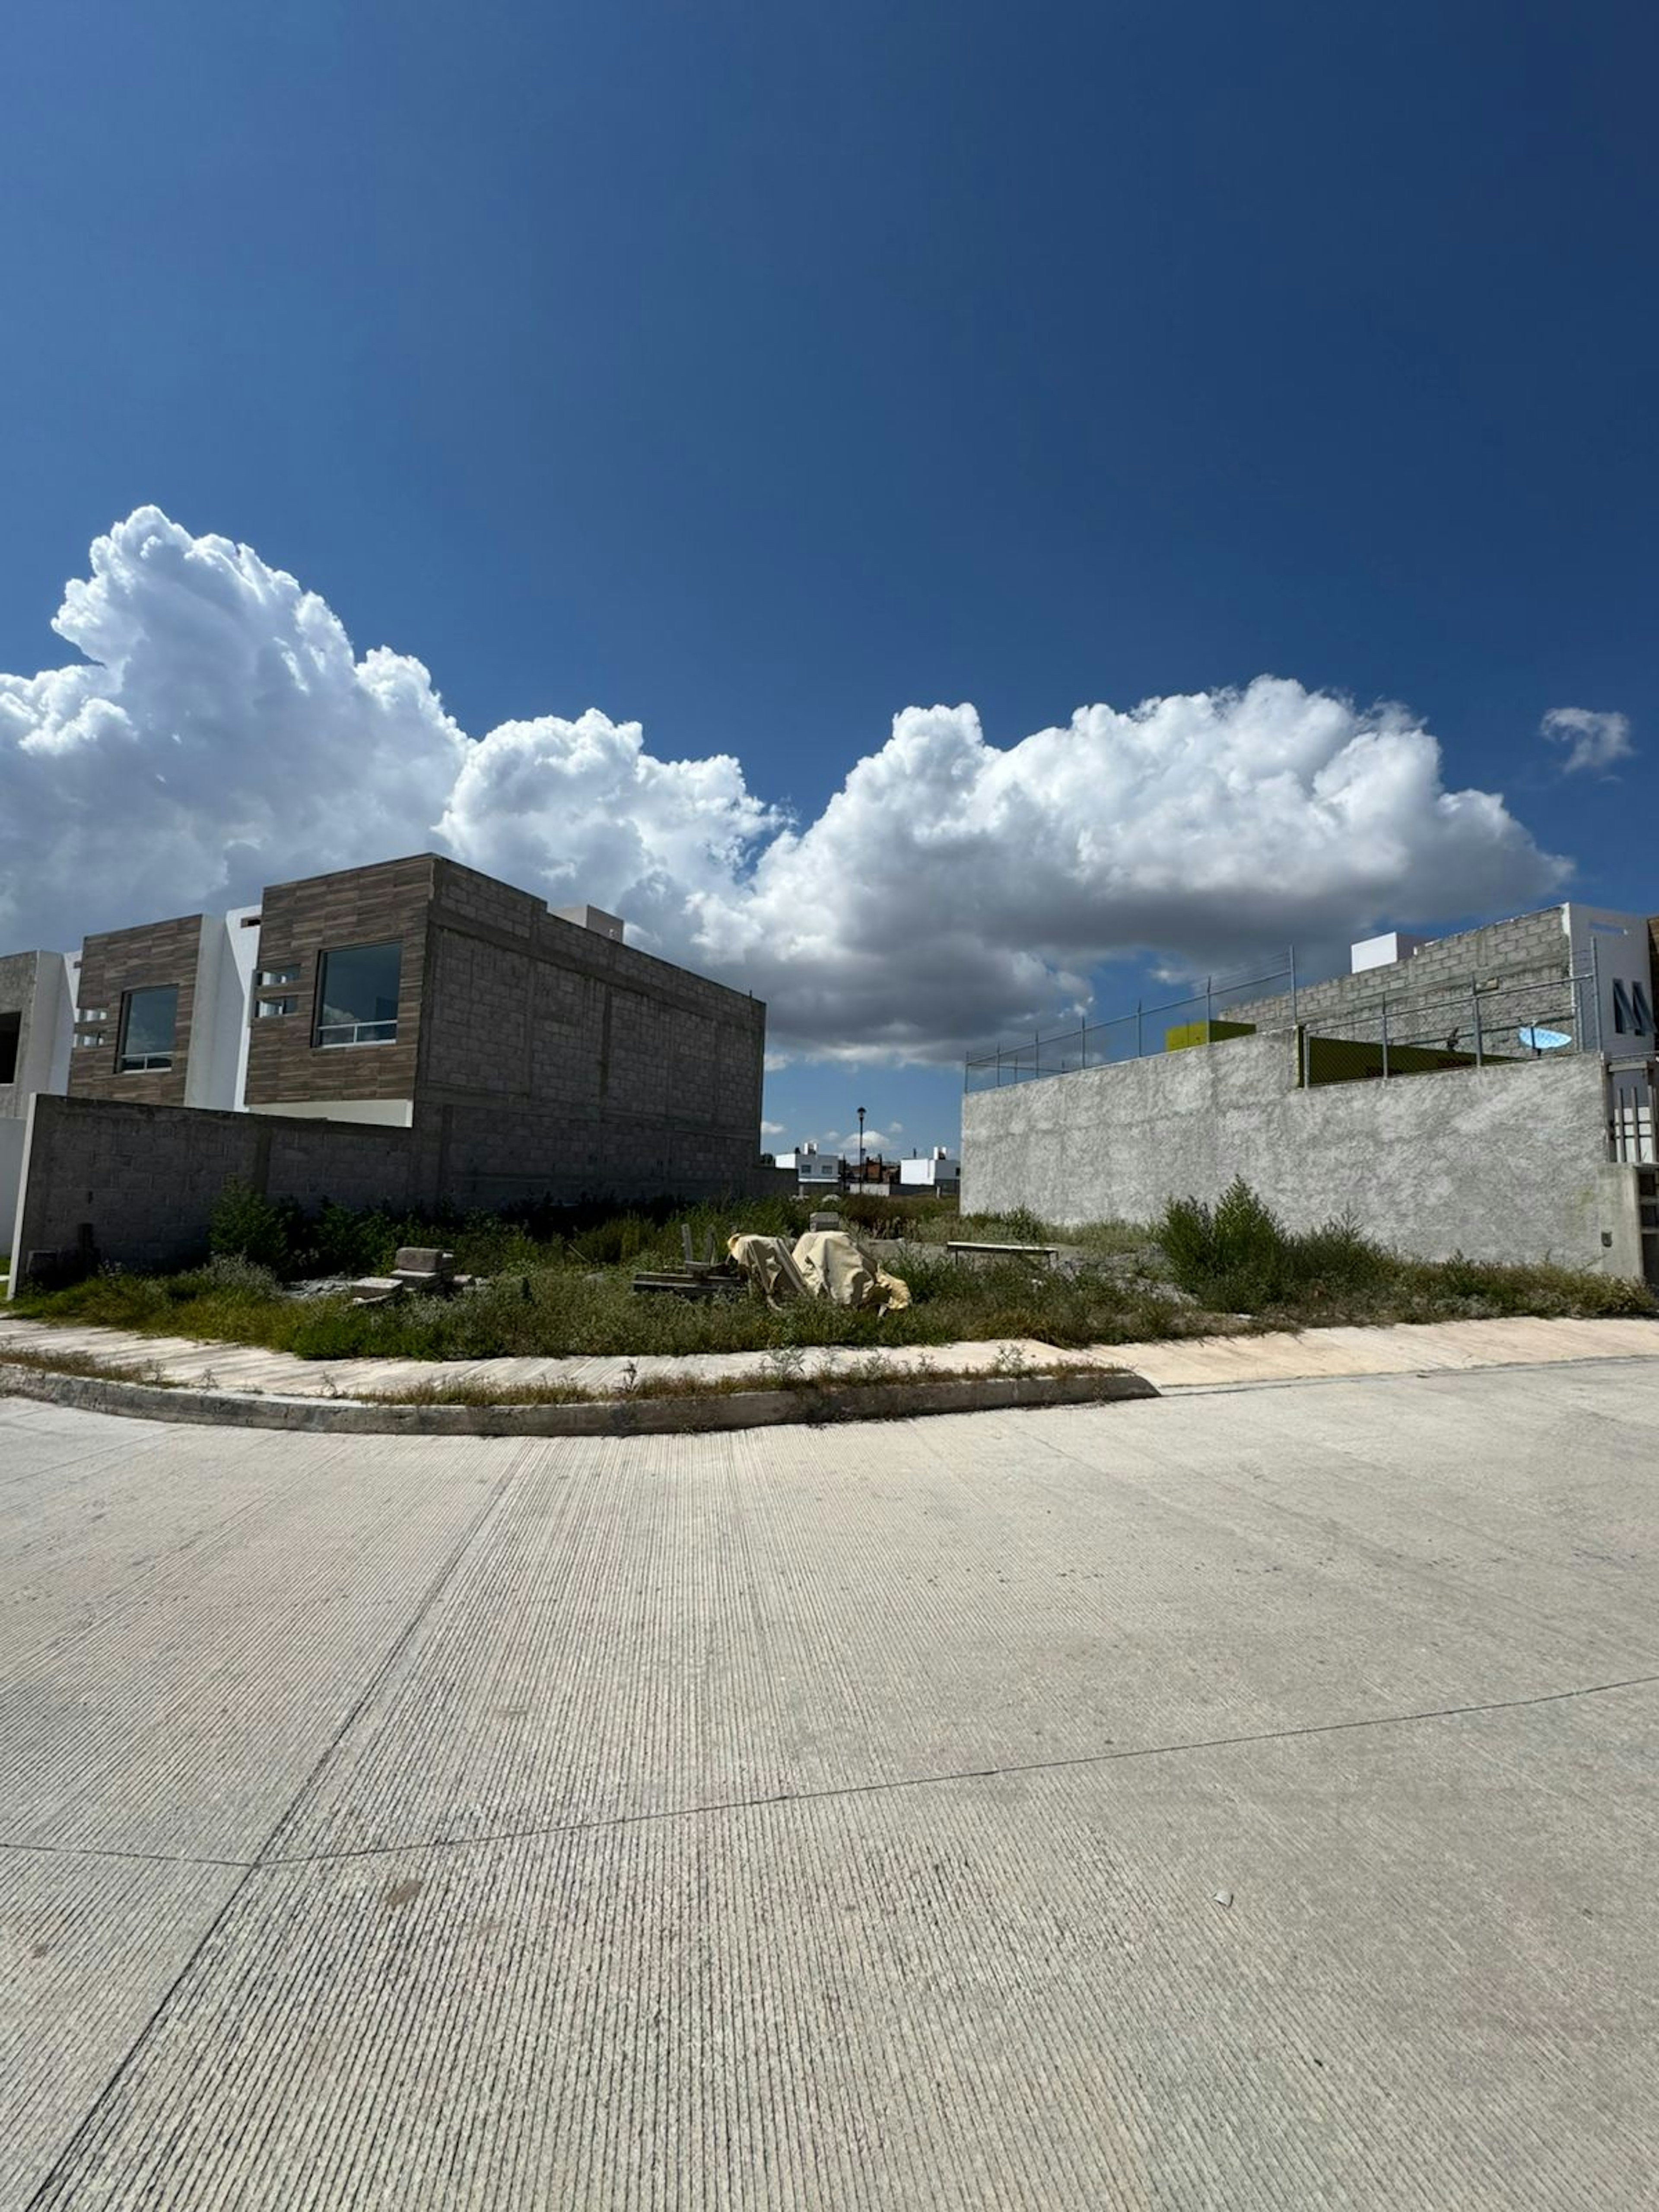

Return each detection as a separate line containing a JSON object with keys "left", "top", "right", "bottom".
{"left": 2, "top": 0, "right": 1654, "bottom": 1157}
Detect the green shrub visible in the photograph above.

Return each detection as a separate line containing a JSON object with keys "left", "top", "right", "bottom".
{"left": 208, "top": 1179, "right": 305, "bottom": 1273}
{"left": 1157, "top": 1180, "right": 1392, "bottom": 1313}
{"left": 307, "top": 1199, "right": 401, "bottom": 1278}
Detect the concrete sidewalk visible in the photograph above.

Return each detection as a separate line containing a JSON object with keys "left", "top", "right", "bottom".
{"left": 1, "top": 1307, "right": 1656, "bottom": 1401}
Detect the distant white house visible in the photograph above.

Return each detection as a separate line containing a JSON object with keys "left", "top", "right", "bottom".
{"left": 898, "top": 1149, "right": 961, "bottom": 1193}
{"left": 772, "top": 1143, "right": 844, "bottom": 1191}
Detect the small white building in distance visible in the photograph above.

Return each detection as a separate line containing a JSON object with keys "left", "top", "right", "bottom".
{"left": 899, "top": 1149, "right": 961, "bottom": 1193}
{"left": 772, "top": 1143, "right": 844, "bottom": 1192}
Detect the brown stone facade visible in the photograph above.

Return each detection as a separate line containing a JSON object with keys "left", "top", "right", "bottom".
{"left": 243, "top": 856, "right": 435, "bottom": 1108}
{"left": 67, "top": 914, "right": 206, "bottom": 1107}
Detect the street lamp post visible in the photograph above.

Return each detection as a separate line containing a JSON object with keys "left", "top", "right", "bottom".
{"left": 856, "top": 1105, "right": 866, "bottom": 1178}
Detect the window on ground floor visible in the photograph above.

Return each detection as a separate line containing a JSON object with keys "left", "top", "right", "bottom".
{"left": 118, "top": 984, "right": 179, "bottom": 1072}
{"left": 316, "top": 941, "right": 402, "bottom": 1048}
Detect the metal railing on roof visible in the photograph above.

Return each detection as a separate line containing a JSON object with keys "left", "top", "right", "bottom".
{"left": 964, "top": 955, "right": 1297, "bottom": 1092}
{"left": 965, "top": 951, "right": 1614, "bottom": 1093}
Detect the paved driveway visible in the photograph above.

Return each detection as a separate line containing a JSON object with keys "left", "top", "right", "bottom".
{"left": 3, "top": 1363, "right": 1656, "bottom": 2207}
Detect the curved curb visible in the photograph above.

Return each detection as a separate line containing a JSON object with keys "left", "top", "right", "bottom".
{"left": 0, "top": 1363, "right": 1159, "bottom": 1437}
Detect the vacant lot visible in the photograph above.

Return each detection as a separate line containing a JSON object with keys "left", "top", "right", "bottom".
{"left": 12, "top": 1180, "right": 1652, "bottom": 1362}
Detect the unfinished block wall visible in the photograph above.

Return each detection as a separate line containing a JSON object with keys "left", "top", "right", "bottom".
{"left": 1227, "top": 909, "right": 1573, "bottom": 1035}
{"left": 8, "top": 1094, "right": 419, "bottom": 1283}
{"left": 413, "top": 859, "right": 765, "bottom": 1204}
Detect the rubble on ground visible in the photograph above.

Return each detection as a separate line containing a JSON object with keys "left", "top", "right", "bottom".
{"left": 350, "top": 1248, "right": 480, "bottom": 1308}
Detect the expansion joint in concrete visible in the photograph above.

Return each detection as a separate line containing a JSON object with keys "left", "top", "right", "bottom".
{"left": 19, "top": 1459, "right": 519, "bottom": 2211}
{"left": 10, "top": 1666, "right": 1656, "bottom": 1891}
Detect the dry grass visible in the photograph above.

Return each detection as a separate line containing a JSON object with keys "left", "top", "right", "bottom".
{"left": 11, "top": 1184, "right": 1653, "bottom": 1364}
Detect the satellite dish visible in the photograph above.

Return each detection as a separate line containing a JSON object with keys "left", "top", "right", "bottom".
{"left": 1518, "top": 1026, "right": 1572, "bottom": 1051}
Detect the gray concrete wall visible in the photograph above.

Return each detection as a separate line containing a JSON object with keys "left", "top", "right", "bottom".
{"left": 962, "top": 1032, "right": 1636, "bottom": 1273}
{"left": 8, "top": 1095, "right": 417, "bottom": 1287}
{"left": 0, "top": 950, "right": 73, "bottom": 1122}
{"left": 0, "top": 1119, "right": 24, "bottom": 1264}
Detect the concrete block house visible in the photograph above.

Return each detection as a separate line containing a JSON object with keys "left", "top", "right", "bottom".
{"left": 4, "top": 855, "right": 766, "bottom": 1282}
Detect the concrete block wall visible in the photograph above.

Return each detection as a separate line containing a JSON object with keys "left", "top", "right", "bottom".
{"left": 1227, "top": 909, "right": 1573, "bottom": 1036}
{"left": 962, "top": 1031, "right": 1637, "bottom": 1274}
{"left": 7, "top": 1095, "right": 416, "bottom": 1284}
{"left": 416, "top": 857, "right": 766, "bottom": 1203}
{"left": 409, "top": 1100, "right": 761, "bottom": 1208}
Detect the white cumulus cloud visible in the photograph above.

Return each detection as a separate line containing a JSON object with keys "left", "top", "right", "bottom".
{"left": 1, "top": 509, "right": 1570, "bottom": 1062}
{"left": 1540, "top": 706, "right": 1633, "bottom": 775}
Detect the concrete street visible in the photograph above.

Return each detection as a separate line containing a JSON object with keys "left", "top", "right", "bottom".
{"left": 3, "top": 1364, "right": 1656, "bottom": 2208}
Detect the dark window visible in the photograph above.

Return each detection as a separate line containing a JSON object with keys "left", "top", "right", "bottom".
{"left": 316, "top": 942, "right": 401, "bottom": 1048}
{"left": 118, "top": 985, "right": 178, "bottom": 1072}
{"left": 1613, "top": 980, "right": 1651, "bottom": 1037}
{"left": 0, "top": 1010, "right": 19, "bottom": 1084}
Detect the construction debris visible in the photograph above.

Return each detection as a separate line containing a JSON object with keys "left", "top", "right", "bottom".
{"left": 350, "top": 1248, "right": 479, "bottom": 1307}
{"left": 727, "top": 1227, "right": 910, "bottom": 1314}
{"left": 631, "top": 1225, "right": 746, "bottom": 1300}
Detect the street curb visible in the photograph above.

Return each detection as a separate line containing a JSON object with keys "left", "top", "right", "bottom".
{"left": 0, "top": 1363, "right": 1160, "bottom": 1437}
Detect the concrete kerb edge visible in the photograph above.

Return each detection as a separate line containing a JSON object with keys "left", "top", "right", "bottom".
{"left": 0, "top": 1362, "right": 1160, "bottom": 1437}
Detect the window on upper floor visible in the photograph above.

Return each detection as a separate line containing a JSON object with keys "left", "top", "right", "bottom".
{"left": 255, "top": 995, "right": 298, "bottom": 1019}
{"left": 257, "top": 966, "right": 300, "bottom": 988}
{"left": 118, "top": 984, "right": 179, "bottom": 1072}
{"left": 1613, "top": 980, "right": 1653, "bottom": 1037}
{"left": 0, "top": 1010, "right": 19, "bottom": 1083}
{"left": 315, "top": 942, "right": 401, "bottom": 1048}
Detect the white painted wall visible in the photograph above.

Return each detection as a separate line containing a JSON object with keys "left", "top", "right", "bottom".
{"left": 899, "top": 1155, "right": 961, "bottom": 1186}
{"left": 25, "top": 954, "right": 74, "bottom": 1099}
{"left": 227, "top": 906, "right": 261, "bottom": 1107}
{"left": 246, "top": 1098, "right": 414, "bottom": 1128}
{"left": 183, "top": 909, "right": 264, "bottom": 1109}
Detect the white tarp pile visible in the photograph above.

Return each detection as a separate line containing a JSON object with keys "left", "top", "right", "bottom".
{"left": 727, "top": 1229, "right": 911, "bottom": 1314}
